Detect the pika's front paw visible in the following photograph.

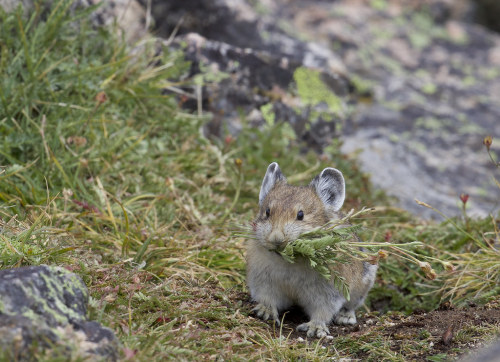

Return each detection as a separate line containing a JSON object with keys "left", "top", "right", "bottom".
{"left": 252, "top": 303, "right": 280, "bottom": 326}
{"left": 296, "top": 321, "right": 329, "bottom": 338}
{"left": 334, "top": 309, "right": 356, "bottom": 325}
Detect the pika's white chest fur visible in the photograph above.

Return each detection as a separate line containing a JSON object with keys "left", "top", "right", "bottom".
{"left": 246, "top": 239, "right": 336, "bottom": 307}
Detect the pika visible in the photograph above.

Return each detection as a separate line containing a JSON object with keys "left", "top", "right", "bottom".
{"left": 246, "top": 162, "right": 377, "bottom": 338}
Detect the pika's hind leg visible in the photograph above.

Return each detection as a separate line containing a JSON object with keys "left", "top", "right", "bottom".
{"left": 334, "top": 261, "right": 377, "bottom": 326}
{"left": 333, "top": 287, "right": 366, "bottom": 326}
{"left": 334, "top": 307, "right": 356, "bottom": 325}
{"left": 333, "top": 295, "right": 365, "bottom": 326}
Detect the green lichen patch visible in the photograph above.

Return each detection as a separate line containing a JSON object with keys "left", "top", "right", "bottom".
{"left": 293, "top": 67, "right": 343, "bottom": 116}
{"left": 0, "top": 266, "right": 88, "bottom": 327}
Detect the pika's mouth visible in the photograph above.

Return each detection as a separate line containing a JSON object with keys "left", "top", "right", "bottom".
{"left": 266, "top": 239, "right": 289, "bottom": 252}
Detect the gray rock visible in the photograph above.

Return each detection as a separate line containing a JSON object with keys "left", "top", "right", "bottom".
{"left": 144, "top": 0, "right": 346, "bottom": 73}
{"left": 169, "top": 32, "right": 346, "bottom": 152}
{"left": 0, "top": 265, "right": 119, "bottom": 361}
{"left": 261, "top": 0, "right": 500, "bottom": 218}
{"left": 460, "top": 338, "right": 500, "bottom": 362}
{"left": 153, "top": 0, "right": 350, "bottom": 153}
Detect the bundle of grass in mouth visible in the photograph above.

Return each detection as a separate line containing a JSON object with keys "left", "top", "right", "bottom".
{"left": 274, "top": 208, "right": 437, "bottom": 300}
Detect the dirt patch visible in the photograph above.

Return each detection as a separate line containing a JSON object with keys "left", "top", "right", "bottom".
{"left": 243, "top": 296, "right": 500, "bottom": 360}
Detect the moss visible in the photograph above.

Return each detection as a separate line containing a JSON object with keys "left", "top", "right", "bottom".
{"left": 463, "top": 76, "right": 477, "bottom": 86}
{"left": 458, "top": 122, "right": 485, "bottom": 135}
{"left": 370, "top": 0, "right": 387, "bottom": 10}
{"left": 260, "top": 103, "right": 275, "bottom": 126}
{"left": 421, "top": 83, "right": 437, "bottom": 95}
{"left": 350, "top": 74, "right": 375, "bottom": 95}
{"left": 415, "top": 117, "right": 445, "bottom": 131}
{"left": 293, "top": 67, "right": 343, "bottom": 116}
{"left": 483, "top": 68, "right": 500, "bottom": 80}
{"left": 409, "top": 140, "right": 428, "bottom": 154}
{"left": 408, "top": 32, "right": 431, "bottom": 49}
{"left": 389, "top": 134, "right": 400, "bottom": 143}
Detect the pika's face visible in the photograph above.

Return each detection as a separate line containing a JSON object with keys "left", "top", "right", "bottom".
{"left": 255, "top": 162, "right": 346, "bottom": 250}
{"left": 255, "top": 182, "right": 331, "bottom": 250}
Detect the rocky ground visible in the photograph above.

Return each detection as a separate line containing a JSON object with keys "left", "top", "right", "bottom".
{"left": 149, "top": 0, "right": 500, "bottom": 219}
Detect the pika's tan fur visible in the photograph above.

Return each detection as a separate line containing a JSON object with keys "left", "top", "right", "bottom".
{"left": 246, "top": 162, "right": 377, "bottom": 338}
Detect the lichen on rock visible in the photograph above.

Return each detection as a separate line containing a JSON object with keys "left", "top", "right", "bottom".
{"left": 0, "top": 265, "right": 119, "bottom": 361}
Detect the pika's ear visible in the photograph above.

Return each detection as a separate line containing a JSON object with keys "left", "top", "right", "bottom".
{"left": 310, "top": 167, "right": 345, "bottom": 212}
{"left": 259, "top": 162, "right": 286, "bottom": 205}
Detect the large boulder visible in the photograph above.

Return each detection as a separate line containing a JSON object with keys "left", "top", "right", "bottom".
{"left": 0, "top": 265, "right": 119, "bottom": 361}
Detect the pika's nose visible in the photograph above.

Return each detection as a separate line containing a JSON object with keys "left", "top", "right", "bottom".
{"left": 268, "top": 230, "right": 285, "bottom": 245}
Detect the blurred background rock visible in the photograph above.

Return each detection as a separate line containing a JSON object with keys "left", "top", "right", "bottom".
{"left": 2, "top": 0, "right": 498, "bottom": 219}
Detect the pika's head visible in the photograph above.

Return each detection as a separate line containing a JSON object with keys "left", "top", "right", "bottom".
{"left": 255, "top": 162, "right": 345, "bottom": 250}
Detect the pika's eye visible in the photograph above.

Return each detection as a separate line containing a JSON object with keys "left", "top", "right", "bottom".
{"left": 297, "top": 210, "right": 304, "bottom": 221}
{"left": 265, "top": 208, "right": 270, "bottom": 218}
